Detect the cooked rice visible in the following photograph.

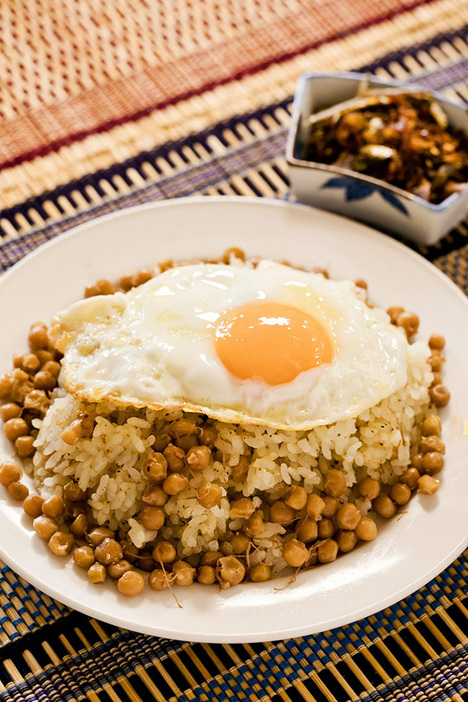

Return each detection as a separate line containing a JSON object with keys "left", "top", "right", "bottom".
{"left": 30, "top": 340, "right": 433, "bottom": 566}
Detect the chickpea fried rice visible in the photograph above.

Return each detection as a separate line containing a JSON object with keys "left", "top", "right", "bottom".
{"left": 0, "top": 251, "right": 450, "bottom": 595}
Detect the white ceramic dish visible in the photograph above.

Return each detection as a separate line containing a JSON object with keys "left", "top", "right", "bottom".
{"left": 286, "top": 72, "right": 468, "bottom": 246}
{"left": 0, "top": 196, "right": 467, "bottom": 643}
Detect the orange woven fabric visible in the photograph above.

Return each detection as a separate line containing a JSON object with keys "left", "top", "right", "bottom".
{"left": 0, "top": 0, "right": 434, "bottom": 169}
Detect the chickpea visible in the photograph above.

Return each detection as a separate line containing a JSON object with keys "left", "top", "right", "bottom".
{"left": 95, "top": 538, "right": 123, "bottom": 566}
{"left": 36, "top": 350, "right": 54, "bottom": 366}
{"left": 15, "top": 435, "right": 36, "bottom": 458}
{"left": 217, "top": 556, "right": 245, "bottom": 587}
{"left": 270, "top": 501, "right": 295, "bottom": 525}
{"left": 388, "top": 307, "right": 405, "bottom": 326}
{"left": 163, "top": 444, "right": 186, "bottom": 472}
{"left": 306, "top": 494, "right": 325, "bottom": 520}
{"left": 42, "top": 361, "right": 61, "bottom": 379}
{"left": 143, "top": 452, "right": 168, "bottom": 482}
{"left": 250, "top": 563, "right": 272, "bottom": 582}
{"left": 285, "top": 485, "right": 307, "bottom": 511}
{"left": 322, "top": 496, "right": 339, "bottom": 518}
{"left": 422, "top": 414, "right": 442, "bottom": 437}
{"left": 324, "top": 469, "right": 347, "bottom": 497}
{"left": 317, "top": 539, "right": 339, "bottom": 564}
{"left": 87, "top": 563, "right": 107, "bottom": 584}
{"left": 197, "top": 565, "right": 216, "bottom": 585}
{"left": 176, "top": 435, "right": 199, "bottom": 452}
{"left": 411, "top": 453, "right": 424, "bottom": 470}
{"left": 8, "top": 481, "right": 29, "bottom": 501}
{"left": 69, "top": 513, "right": 88, "bottom": 538}
{"left": 23, "top": 389, "right": 50, "bottom": 414}
{"left": 34, "top": 515, "right": 59, "bottom": 540}
{"left": 73, "top": 545, "right": 95, "bottom": 569}
{"left": 396, "top": 311, "right": 419, "bottom": 337}
{"left": 120, "top": 540, "right": 139, "bottom": 563}
{"left": 421, "top": 435, "right": 445, "bottom": 455}
{"left": 0, "top": 403, "right": 21, "bottom": 422}
{"left": 244, "top": 511, "right": 264, "bottom": 537}
{"left": 283, "top": 539, "right": 308, "bottom": 568}
{"left": 117, "top": 571, "right": 145, "bottom": 597}
{"left": 108, "top": 560, "right": 133, "bottom": 579}
{"left": 172, "top": 560, "right": 196, "bottom": 586}
{"left": 200, "top": 551, "right": 222, "bottom": 567}
{"left": 229, "top": 497, "right": 255, "bottom": 520}
{"left": 60, "top": 420, "right": 83, "bottom": 446}
{"left": 85, "top": 280, "right": 115, "bottom": 298}
{"left": 220, "top": 540, "right": 233, "bottom": 556}
{"left": 139, "top": 505, "right": 165, "bottom": 531}
{"left": 422, "top": 452, "right": 444, "bottom": 475}
{"left": 296, "top": 517, "right": 318, "bottom": 543}
{"left": 152, "top": 541, "right": 176, "bottom": 564}
{"left": 120, "top": 269, "right": 154, "bottom": 291}
{"left": 48, "top": 531, "right": 74, "bottom": 556}
{"left": 20, "top": 353, "right": 41, "bottom": 373}
{"left": 148, "top": 569, "right": 171, "bottom": 591}
{"left": 400, "top": 467, "right": 420, "bottom": 490}
{"left": 355, "top": 516, "right": 378, "bottom": 541}
{"left": 63, "top": 481, "right": 87, "bottom": 502}
{"left": 163, "top": 472, "right": 188, "bottom": 495}
{"left": 152, "top": 433, "right": 171, "bottom": 452}
{"left": 4, "top": 417, "right": 29, "bottom": 441}
{"left": 199, "top": 427, "right": 217, "bottom": 448}
{"left": 429, "top": 385, "right": 450, "bottom": 408}
{"left": 23, "top": 494, "right": 44, "bottom": 518}
{"left": 138, "top": 553, "right": 156, "bottom": 572}
{"left": 231, "top": 455, "right": 250, "bottom": 479}
{"left": 417, "top": 475, "right": 440, "bottom": 495}
{"left": 230, "top": 534, "right": 250, "bottom": 554}
{"left": 372, "top": 494, "right": 396, "bottom": 519}
{"left": 336, "top": 530, "right": 357, "bottom": 553}
{"left": 197, "top": 483, "right": 222, "bottom": 509}
{"left": 87, "top": 527, "right": 115, "bottom": 546}
{"left": 34, "top": 371, "right": 56, "bottom": 392}
{"left": 336, "top": 503, "right": 361, "bottom": 530}
{"left": 222, "top": 246, "right": 245, "bottom": 263}
{"left": 42, "top": 494, "right": 65, "bottom": 518}
{"left": 357, "top": 477, "right": 380, "bottom": 500}
{"left": 0, "top": 374, "right": 13, "bottom": 401}
{"left": 318, "top": 518, "right": 335, "bottom": 539}
{"left": 0, "top": 461, "right": 22, "bottom": 487}
{"left": 186, "top": 445, "right": 211, "bottom": 472}
{"left": 10, "top": 371, "right": 33, "bottom": 405}
{"left": 429, "top": 334, "right": 445, "bottom": 351}
{"left": 142, "top": 484, "right": 168, "bottom": 506}
{"left": 28, "top": 322, "right": 49, "bottom": 351}
{"left": 389, "top": 482, "right": 411, "bottom": 506}
{"left": 428, "top": 351, "right": 444, "bottom": 373}
{"left": 168, "top": 418, "right": 198, "bottom": 438}
{"left": 79, "top": 412, "right": 95, "bottom": 436}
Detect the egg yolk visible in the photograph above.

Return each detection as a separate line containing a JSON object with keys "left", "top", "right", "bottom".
{"left": 214, "top": 301, "right": 334, "bottom": 386}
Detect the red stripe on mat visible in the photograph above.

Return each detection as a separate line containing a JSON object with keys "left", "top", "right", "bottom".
{"left": 0, "top": 0, "right": 434, "bottom": 171}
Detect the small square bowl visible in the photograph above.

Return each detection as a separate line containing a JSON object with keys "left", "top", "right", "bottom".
{"left": 286, "top": 71, "right": 468, "bottom": 246}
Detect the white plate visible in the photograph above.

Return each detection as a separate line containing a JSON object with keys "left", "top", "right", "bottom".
{"left": 0, "top": 197, "right": 467, "bottom": 643}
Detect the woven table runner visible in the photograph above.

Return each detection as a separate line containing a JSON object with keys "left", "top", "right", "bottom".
{"left": 0, "top": 2, "right": 468, "bottom": 700}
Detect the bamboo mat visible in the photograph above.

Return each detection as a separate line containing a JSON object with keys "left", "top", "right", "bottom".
{"left": 0, "top": 1, "right": 468, "bottom": 700}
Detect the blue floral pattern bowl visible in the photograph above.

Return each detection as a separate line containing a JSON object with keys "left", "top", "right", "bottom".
{"left": 286, "top": 72, "right": 468, "bottom": 246}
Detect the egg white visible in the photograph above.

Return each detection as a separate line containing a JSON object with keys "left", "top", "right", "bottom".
{"left": 51, "top": 261, "right": 409, "bottom": 430}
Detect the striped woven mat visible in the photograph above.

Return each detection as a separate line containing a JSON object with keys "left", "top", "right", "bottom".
{"left": 1, "top": 1, "right": 468, "bottom": 700}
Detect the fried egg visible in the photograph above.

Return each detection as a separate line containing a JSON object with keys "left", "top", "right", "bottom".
{"left": 51, "top": 261, "right": 408, "bottom": 430}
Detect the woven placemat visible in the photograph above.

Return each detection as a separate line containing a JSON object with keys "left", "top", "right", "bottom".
{"left": 0, "top": 3, "right": 468, "bottom": 701}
